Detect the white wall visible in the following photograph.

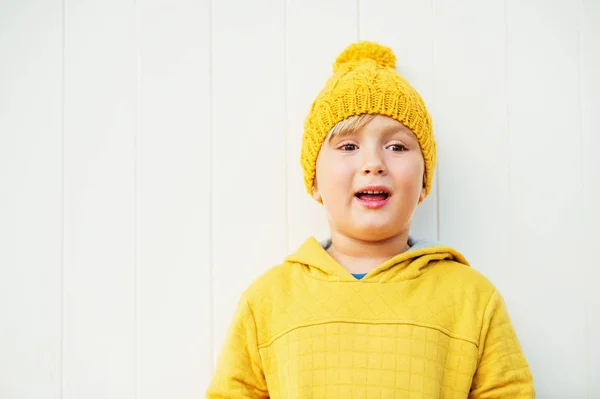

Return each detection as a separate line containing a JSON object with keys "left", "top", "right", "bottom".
{"left": 0, "top": 0, "right": 598, "bottom": 398}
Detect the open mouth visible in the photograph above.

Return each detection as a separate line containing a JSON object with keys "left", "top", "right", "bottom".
{"left": 354, "top": 189, "right": 390, "bottom": 201}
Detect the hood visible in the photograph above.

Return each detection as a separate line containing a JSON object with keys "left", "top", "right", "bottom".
{"left": 284, "top": 236, "right": 469, "bottom": 283}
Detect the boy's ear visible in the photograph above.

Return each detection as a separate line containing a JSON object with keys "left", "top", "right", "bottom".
{"left": 418, "top": 187, "right": 426, "bottom": 204}
{"left": 312, "top": 184, "right": 323, "bottom": 204}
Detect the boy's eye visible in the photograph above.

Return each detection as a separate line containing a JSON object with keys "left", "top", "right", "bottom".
{"left": 339, "top": 143, "right": 358, "bottom": 151}
{"left": 387, "top": 143, "right": 408, "bottom": 152}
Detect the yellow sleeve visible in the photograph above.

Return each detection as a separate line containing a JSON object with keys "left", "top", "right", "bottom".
{"left": 206, "top": 295, "right": 269, "bottom": 399}
{"left": 469, "top": 290, "right": 535, "bottom": 398}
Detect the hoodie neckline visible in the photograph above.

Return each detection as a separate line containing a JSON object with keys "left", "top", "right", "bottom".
{"left": 284, "top": 236, "right": 469, "bottom": 283}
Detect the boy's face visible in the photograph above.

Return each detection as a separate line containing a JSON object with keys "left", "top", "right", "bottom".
{"left": 313, "top": 115, "right": 425, "bottom": 242}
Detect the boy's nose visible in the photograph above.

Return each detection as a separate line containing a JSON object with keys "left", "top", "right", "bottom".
{"left": 363, "top": 166, "right": 386, "bottom": 175}
{"left": 361, "top": 156, "right": 387, "bottom": 175}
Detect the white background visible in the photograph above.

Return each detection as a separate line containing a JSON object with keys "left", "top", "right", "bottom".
{"left": 1, "top": 0, "right": 599, "bottom": 398}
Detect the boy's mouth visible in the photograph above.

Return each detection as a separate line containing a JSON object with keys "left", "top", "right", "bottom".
{"left": 354, "top": 190, "right": 390, "bottom": 201}
{"left": 354, "top": 186, "right": 392, "bottom": 209}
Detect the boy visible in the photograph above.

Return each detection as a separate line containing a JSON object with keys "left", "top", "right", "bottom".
{"left": 206, "top": 41, "right": 535, "bottom": 398}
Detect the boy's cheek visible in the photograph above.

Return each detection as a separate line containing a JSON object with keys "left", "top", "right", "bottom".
{"left": 318, "top": 164, "right": 354, "bottom": 187}
{"left": 393, "top": 162, "right": 425, "bottom": 184}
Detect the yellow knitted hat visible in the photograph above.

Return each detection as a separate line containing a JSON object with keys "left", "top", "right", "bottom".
{"left": 300, "top": 40, "right": 436, "bottom": 199}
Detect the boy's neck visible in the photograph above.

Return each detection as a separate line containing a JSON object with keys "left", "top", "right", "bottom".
{"left": 326, "top": 231, "right": 410, "bottom": 274}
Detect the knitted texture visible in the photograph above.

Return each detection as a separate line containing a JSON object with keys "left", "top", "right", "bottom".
{"left": 301, "top": 41, "right": 437, "bottom": 198}
{"left": 207, "top": 238, "right": 535, "bottom": 398}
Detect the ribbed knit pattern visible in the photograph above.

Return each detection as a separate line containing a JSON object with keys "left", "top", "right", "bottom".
{"left": 301, "top": 41, "right": 436, "bottom": 198}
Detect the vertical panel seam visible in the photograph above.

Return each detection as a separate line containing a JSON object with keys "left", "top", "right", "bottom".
{"left": 133, "top": 0, "right": 139, "bottom": 397}
{"left": 283, "top": 0, "right": 289, "bottom": 256}
{"left": 504, "top": 0, "right": 513, "bottom": 275}
{"left": 578, "top": 1, "right": 588, "bottom": 393}
{"left": 431, "top": 0, "right": 440, "bottom": 242}
{"left": 208, "top": 0, "right": 215, "bottom": 374}
{"left": 357, "top": 0, "right": 360, "bottom": 41}
{"left": 60, "top": 0, "right": 65, "bottom": 397}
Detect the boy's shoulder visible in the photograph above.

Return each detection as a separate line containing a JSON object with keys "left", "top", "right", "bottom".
{"left": 408, "top": 239, "right": 497, "bottom": 291}
{"left": 240, "top": 260, "right": 300, "bottom": 303}
{"left": 432, "top": 254, "right": 500, "bottom": 300}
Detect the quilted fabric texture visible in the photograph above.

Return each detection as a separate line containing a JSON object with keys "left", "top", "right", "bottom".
{"left": 206, "top": 238, "right": 535, "bottom": 398}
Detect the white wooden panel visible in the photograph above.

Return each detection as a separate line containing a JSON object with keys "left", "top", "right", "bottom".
{"left": 286, "top": 0, "right": 358, "bottom": 250}
{"left": 211, "top": 0, "right": 287, "bottom": 366}
{"left": 359, "top": 0, "right": 438, "bottom": 241}
{"left": 63, "top": 2, "right": 136, "bottom": 398}
{"left": 137, "top": 0, "right": 212, "bottom": 397}
{"left": 507, "top": 0, "right": 585, "bottom": 395}
{"left": 0, "top": 2, "right": 62, "bottom": 398}
{"left": 433, "top": 0, "right": 510, "bottom": 277}
{"left": 582, "top": 0, "right": 600, "bottom": 394}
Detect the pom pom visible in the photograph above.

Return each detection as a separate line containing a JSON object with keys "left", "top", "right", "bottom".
{"left": 333, "top": 41, "right": 397, "bottom": 72}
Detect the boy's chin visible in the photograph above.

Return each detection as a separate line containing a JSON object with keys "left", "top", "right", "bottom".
{"left": 347, "top": 221, "right": 404, "bottom": 241}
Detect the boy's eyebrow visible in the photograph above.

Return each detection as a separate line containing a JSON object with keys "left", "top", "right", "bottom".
{"left": 333, "top": 130, "right": 355, "bottom": 140}
{"left": 326, "top": 129, "right": 352, "bottom": 142}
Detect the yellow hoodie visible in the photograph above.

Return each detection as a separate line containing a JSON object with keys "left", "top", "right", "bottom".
{"left": 207, "top": 237, "right": 535, "bottom": 398}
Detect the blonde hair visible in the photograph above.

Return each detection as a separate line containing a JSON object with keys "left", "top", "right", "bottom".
{"left": 326, "top": 113, "right": 376, "bottom": 142}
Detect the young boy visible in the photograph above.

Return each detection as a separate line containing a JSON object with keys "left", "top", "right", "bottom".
{"left": 206, "top": 41, "right": 535, "bottom": 398}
